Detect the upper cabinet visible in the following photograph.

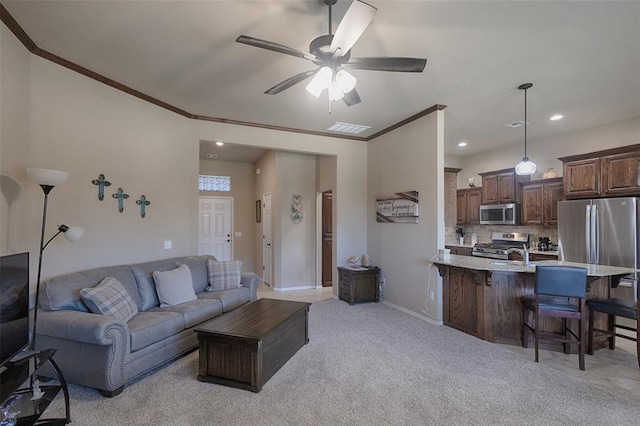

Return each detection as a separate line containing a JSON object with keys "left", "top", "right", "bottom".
{"left": 560, "top": 144, "right": 640, "bottom": 199}
{"left": 479, "top": 168, "right": 529, "bottom": 205}
{"left": 456, "top": 187, "right": 482, "bottom": 225}
{"left": 521, "top": 178, "right": 564, "bottom": 225}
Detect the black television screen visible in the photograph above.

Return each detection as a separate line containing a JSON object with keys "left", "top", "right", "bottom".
{"left": 0, "top": 252, "right": 30, "bottom": 366}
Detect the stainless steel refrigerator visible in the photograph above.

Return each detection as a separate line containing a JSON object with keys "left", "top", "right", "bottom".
{"left": 557, "top": 197, "right": 638, "bottom": 299}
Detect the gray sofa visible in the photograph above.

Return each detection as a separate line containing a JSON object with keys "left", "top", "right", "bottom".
{"left": 35, "top": 255, "right": 259, "bottom": 397}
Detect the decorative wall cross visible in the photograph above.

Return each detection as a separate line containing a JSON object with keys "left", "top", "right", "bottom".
{"left": 112, "top": 187, "right": 129, "bottom": 213}
{"left": 91, "top": 174, "right": 111, "bottom": 201}
{"left": 136, "top": 195, "right": 151, "bottom": 218}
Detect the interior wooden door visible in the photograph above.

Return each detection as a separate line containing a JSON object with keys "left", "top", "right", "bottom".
{"left": 322, "top": 191, "right": 333, "bottom": 287}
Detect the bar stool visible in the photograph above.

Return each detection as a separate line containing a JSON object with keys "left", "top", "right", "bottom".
{"left": 587, "top": 283, "right": 639, "bottom": 368}
{"left": 522, "top": 265, "right": 588, "bottom": 370}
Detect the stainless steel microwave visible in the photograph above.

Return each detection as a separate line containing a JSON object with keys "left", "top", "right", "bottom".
{"left": 479, "top": 203, "right": 519, "bottom": 225}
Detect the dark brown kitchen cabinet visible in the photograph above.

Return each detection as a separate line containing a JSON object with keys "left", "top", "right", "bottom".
{"left": 479, "top": 168, "right": 529, "bottom": 205}
{"left": 445, "top": 245, "right": 474, "bottom": 256}
{"left": 521, "top": 178, "right": 564, "bottom": 225}
{"left": 456, "top": 188, "right": 482, "bottom": 225}
{"left": 560, "top": 144, "right": 640, "bottom": 199}
{"left": 601, "top": 151, "right": 640, "bottom": 197}
{"left": 562, "top": 157, "right": 601, "bottom": 199}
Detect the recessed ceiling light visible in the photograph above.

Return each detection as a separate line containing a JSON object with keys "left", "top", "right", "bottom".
{"left": 215, "top": 141, "right": 224, "bottom": 146}
{"left": 550, "top": 114, "right": 563, "bottom": 121}
{"left": 458, "top": 142, "right": 467, "bottom": 147}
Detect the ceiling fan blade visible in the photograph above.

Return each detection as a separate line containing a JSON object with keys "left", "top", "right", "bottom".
{"left": 236, "top": 35, "right": 316, "bottom": 61}
{"left": 264, "top": 70, "right": 318, "bottom": 95}
{"left": 347, "top": 57, "right": 427, "bottom": 72}
{"left": 330, "top": 0, "right": 377, "bottom": 56}
{"left": 343, "top": 88, "right": 361, "bottom": 107}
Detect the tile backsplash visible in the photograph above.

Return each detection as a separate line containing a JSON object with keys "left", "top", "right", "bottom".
{"left": 446, "top": 225, "right": 558, "bottom": 248}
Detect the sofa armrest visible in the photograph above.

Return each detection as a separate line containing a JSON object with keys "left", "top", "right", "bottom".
{"left": 37, "top": 309, "right": 129, "bottom": 346}
{"left": 35, "top": 309, "right": 131, "bottom": 393}
{"left": 240, "top": 273, "right": 260, "bottom": 301}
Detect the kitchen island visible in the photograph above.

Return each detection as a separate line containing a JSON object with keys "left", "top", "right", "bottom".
{"left": 431, "top": 254, "right": 637, "bottom": 349}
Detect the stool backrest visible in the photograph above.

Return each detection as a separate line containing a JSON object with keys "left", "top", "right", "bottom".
{"left": 535, "top": 265, "right": 588, "bottom": 298}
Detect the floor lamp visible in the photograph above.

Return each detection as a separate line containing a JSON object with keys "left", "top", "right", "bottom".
{"left": 27, "top": 168, "right": 84, "bottom": 351}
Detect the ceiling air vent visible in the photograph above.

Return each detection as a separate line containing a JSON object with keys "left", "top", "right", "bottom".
{"left": 327, "top": 122, "right": 371, "bottom": 134}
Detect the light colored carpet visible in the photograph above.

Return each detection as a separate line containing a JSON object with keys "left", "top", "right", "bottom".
{"left": 47, "top": 299, "right": 640, "bottom": 425}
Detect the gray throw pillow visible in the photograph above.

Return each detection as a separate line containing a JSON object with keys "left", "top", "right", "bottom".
{"left": 152, "top": 264, "right": 197, "bottom": 307}
{"left": 80, "top": 277, "right": 139, "bottom": 322}
{"left": 206, "top": 259, "right": 242, "bottom": 291}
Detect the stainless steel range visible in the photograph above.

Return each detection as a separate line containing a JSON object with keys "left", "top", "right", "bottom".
{"left": 472, "top": 232, "right": 530, "bottom": 260}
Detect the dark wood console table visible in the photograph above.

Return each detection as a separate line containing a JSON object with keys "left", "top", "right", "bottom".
{"left": 338, "top": 266, "right": 380, "bottom": 305}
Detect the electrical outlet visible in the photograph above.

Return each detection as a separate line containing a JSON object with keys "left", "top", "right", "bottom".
{"left": 430, "top": 291, "right": 435, "bottom": 300}
{"left": 164, "top": 240, "right": 172, "bottom": 250}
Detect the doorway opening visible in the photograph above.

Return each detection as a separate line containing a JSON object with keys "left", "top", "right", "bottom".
{"left": 322, "top": 190, "right": 333, "bottom": 287}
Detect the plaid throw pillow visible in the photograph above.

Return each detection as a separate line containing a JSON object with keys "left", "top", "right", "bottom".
{"left": 80, "top": 277, "right": 139, "bottom": 322}
{"left": 206, "top": 259, "right": 242, "bottom": 291}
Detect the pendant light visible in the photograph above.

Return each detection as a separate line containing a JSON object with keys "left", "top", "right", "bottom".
{"left": 515, "top": 83, "right": 537, "bottom": 176}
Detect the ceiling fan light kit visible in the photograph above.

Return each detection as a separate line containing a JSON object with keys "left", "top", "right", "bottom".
{"left": 515, "top": 82, "right": 537, "bottom": 176}
{"left": 236, "top": 0, "right": 427, "bottom": 108}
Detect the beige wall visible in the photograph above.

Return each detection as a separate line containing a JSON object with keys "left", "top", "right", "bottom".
{"left": 273, "top": 151, "right": 317, "bottom": 290}
{"left": 198, "top": 159, "right": 255, "bottom": 271}
{"left": 0, "top": 24, "right": 31, "bottom": 256}
{"left": 26, "top": 55, "right": 195, "bottom": 282}
{"left": 367, "top": 111, "right": 444, "bottom": 323}
{"left": 2, "top": 24, "right": 369, "bottom": 305}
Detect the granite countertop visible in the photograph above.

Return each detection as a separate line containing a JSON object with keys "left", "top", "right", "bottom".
{"left": 431, "top": 254, "right": 637, "bottom": 277}
{"left": 528, "top": 249, "right": 559, "bottom": 256}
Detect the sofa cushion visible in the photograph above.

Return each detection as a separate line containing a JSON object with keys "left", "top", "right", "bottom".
{"left": 131, "top": 258, "right": 181, "bottom": 311}
{"left": 41, "top": 264, "right": 141, "bottom": 312}
{"left": 148, "top": 298, "right": 223, "bottom": 328}
{"left": 207, "top": 259, "right": 242, "bottom": 291}
{"left": 127, "top": 311, "right": 184, "bottom": 352}
{"left": 80, "top": 277, "right": 139, "bottom": 322}
{"left": 153, "top": 264, "right": 197, "bottom": 308}
{"left": 198, "top": 287, "right": 251, "bottom": 312}
{"left": 176, "top": 255, "right": 215, "bottom": 294}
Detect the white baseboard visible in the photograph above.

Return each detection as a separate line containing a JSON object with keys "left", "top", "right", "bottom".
{"left": 382, "top": 300, "right": 442, "bottom": 326}
{"left": 273, "top": 285, "right": 316, "bottom": 292}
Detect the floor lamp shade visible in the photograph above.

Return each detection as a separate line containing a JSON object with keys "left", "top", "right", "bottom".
{"left": 27, "top": 168, "right": 69, "bottom": 187}
{"left": 62, "top": 226, "right": 84, "bottom": 243}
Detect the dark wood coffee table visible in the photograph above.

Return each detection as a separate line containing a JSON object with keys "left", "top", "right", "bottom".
{"left": 195, "top": 298, "right": 311, "bottom": 392}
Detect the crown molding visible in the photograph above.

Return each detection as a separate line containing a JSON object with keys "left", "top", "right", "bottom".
{"left": 1, "top": 4, "right": 444, "bottom": 141}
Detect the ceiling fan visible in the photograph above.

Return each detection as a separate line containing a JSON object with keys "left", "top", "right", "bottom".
{"left": 236, "top": 0, "right": 427, "bottom": 107}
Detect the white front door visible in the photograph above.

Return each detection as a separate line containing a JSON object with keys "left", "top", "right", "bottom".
{"left": 198, "top": 196, "right": 233, "bottom": 261}
{"left": 262, "top": 193, "right": 272, "bottom": 285}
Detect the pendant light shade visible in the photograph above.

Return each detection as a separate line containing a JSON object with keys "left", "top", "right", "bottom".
{"left": 515, "top": 83, "right": 536, "bottom": 176}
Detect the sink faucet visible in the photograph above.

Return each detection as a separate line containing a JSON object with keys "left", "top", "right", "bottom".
{"left": 506, "top": 244, "right": 530, "bottom": 266}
